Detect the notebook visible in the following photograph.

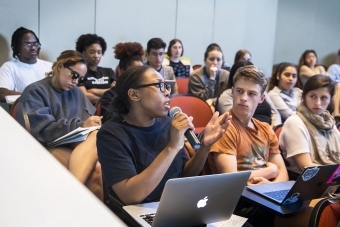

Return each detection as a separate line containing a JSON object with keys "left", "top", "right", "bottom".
{"left": 247, "top": 164, "right": 340, "bottom": 205}
{"left": 123, "top": 172, "right": 250, "bottom": 227}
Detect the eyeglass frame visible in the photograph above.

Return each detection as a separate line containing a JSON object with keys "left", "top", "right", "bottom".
{"left": 22, "top": 42, "right": 41, "bottom": 48}
{"left": 64, "top": 66, "right": 81, "bottom": 80}
{"left": 136, "top": 82, "right": 171, "bottom": 93}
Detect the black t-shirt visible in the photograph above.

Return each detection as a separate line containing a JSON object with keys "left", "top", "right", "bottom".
{"left": 100, "top": 87, "right": 117, "bottom": 123}
{"left": 253, "top": 99, "right": 271, "bottom": 125}
{"left": 169, "top": 60, "right": 190, "bottom": 78}
{"left": 78, "top": 67, "right": 116, "bottom": 89}
{"left": 97, "top": 117, "right": 188, "bottom": 204}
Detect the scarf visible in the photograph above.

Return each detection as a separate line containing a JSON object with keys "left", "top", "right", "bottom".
{"left": 296, "top": 102, "right": 340, "bottom": 165}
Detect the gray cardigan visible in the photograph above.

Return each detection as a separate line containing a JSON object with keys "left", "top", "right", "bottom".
{"left": 188, "top": 67, "right": 229, "bottom": 101}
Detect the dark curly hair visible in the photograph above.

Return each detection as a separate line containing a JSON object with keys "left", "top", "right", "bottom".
{"left": 268, "top": 62, "right": 298, "bottom": 91}
{"left": 113, "top": 42, "right": 144, "bottom": 71}
{"left": 11, "top": 27, "right": 40, "bottom": 59}
{"left": 112, "top": 65, "right": 151, "bottom": 115}
{"left": 75, "top": 34, "right": 107, "bottom": 55}
{"left": 146, "top": 38, "right": 166, "bottom": 53}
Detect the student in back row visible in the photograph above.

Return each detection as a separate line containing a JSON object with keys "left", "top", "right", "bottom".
{"left": 75, "top": 34, "right": 116, "bottom": 105}
{"left": 0, "top": 27, "right": 52, "bottom": 102}
{"left": 209, "top": 65, "right": 288, "bottom": 185}
{"left": 145, "top": 38, "right": 178, "bottom": 94}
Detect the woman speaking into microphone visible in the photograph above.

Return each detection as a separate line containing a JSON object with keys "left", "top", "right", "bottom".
{"left": 97, "top": 65, "right": 231, "bottom": 205}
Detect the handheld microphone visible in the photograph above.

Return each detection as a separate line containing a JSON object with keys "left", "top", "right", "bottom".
{"left": 169, "top": 107, "right": 201, "bottom": 150}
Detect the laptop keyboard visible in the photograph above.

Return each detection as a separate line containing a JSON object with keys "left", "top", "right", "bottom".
{"left": 140, "top": 213, "right": 156, "bottom": 226}
{"left": 263, "top": 189, "right": 289, "bottom": 201}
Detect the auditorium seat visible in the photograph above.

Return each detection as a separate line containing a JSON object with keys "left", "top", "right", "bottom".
{"left": 309, "top": 198, "right": 340, "bottom": 227}
{"left": 169, "top": 95, "right": 213, "bottom": 135}
{"left": 176, "top": 77, "right": 189, "bottom": 94}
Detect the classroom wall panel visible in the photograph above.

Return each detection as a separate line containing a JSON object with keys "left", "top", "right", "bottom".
{"left": 243, "top": 0, "right": 278, "bottom": 76}
{"left": 96, "top": 0, "right": 177, "bottom": 68}
{"left": 0, "top": 0, "right": 39, "bottom": 65}
{"left": 274, "top": 0, "right": 340, "bottom": 67}
{"left": 39, "top": 0, "right": 95, "bottom": 62}
{"left": 176, "top": 0, "right": 215, "bottom": 66}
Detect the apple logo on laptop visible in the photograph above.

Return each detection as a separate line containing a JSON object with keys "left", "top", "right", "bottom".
{"left": 197, "top": 196, "right": 208, "bottom": 208}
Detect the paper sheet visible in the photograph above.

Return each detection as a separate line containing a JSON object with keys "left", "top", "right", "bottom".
{"left": 207, "top": 214, "right": 248, "bottom": 227}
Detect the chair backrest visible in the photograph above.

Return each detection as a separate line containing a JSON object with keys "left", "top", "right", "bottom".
{"left": 10, "top": 97, "right": 20, "bottom": 118}
{"left": 273, "top": 123, "right": 283, "bottom": 139}
{"left": 11, "top": 98, "right": 30, "bottom": 132}
{"left": 176, "top": 77, "right": 189, "bottom": 94}
{"left": 95, "top": 99, "right": 102, "bottom": 116}
{"left": 192, "top": 64, "right": 202, "bottom": 70}
{"left": 309, "top": 198, "right": 340, "bottom": 227}
{"left": 169, "top": 95, "right": 213, "bottom": 132}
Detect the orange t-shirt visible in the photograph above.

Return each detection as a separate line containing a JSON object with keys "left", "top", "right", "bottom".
{"left": 209, "top": 111, "right": 280, "bottom": 173}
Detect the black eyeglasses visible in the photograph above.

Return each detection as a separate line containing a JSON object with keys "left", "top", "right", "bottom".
{"left": 136, "top": 82, "right": 171, "bottom": 93}
{"left": 65, "top": 66, "right": 81, "bottom": 80}
{"left": 22, "top": 42, "right": 41, "bottom": 48}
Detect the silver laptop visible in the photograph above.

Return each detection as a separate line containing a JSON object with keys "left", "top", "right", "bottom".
{"left": 247, "top": 164, "right": 340, "bottom": 205}
{"left": 123, "top": 172, "right": 250, "bottom": 227}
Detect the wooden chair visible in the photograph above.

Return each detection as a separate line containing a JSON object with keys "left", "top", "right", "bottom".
{"left": 169, "top": 95, "right": 213, "bottom": 135}
{"left": 176, "top": 77, "right": 189, "bottom": 94}
{"left": 309, "top": 198, "right": 340, "bottom": 227}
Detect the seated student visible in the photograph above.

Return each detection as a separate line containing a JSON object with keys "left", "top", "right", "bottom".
{"left": 279, "top": 74, "right": 340, "bottom": 172}
{"left": 97, "top": 65, "right": 231, "bottom": 205}
{"left": 268, "top": 62, "right": 302, "bottom": 122}
{"left": 163, "top": 39, "right": 192, "bottom": 77}
{"left": 145, "top": 38, "right": 178, "bottom": 94}
{"left": 299, "top": 50, "right": 326, "bottom": 87}
{"left": 188, "top": 43, "right": 229, "bottom": 109}
{"left": 218, "top": 60, "right": 282, "bottom": 127}
{"left": 19, "top": 50, "right": 102, "bottom": 198}
{"left": 75, "top": 34, "right": 116, "bottom": 104}
{"left": 328, "top": 49, "right": 340, "bottom": 82}
{"left": 101, "top": 42, "right": 144, "bottom": 123}
{"left": 209, "top": 65, "right": 288, "bottom": 185}
{"left": 0, "top": 27, "right": 52, "bottom": 102}
{"left": 234, "top": 49, "right": 252, "bottom": 63}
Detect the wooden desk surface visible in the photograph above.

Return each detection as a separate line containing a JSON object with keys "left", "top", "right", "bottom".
{"left": 241, "top": 188, "right": 303, "bottom": 218}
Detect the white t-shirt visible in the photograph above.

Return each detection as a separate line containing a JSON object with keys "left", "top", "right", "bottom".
{"left": 0, "top": 59, "right": 52, "bottom": 92}
{"left": 279, "top": 114, "right": 340, "bottom": 171}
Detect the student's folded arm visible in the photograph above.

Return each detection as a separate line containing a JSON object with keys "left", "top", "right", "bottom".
{"left": 87, "top": 88, "right": 110, "bottom": 97}
{"left": 0, "top": 88, "right": 21, "bottom": 102}
{"left": 300, "top": 65, "right": 315, "bottom": 78}
{"left": 79, "top": 86, "right": 100, "bottom": 104}
{"left": 292, "top": 153, "right": 320, "bottom": 172}
{"left": 188, "top": 73, "right": 214, "bottom": 100}
{"left": 268, "top": 153, "right": 289, "bottom": 182}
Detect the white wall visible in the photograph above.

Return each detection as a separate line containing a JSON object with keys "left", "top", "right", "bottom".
{"left": 274, "top": 0, "right": 340, "bottom": 68}
{"left": 0, "top": 0, "right": 339, "bottom": 78}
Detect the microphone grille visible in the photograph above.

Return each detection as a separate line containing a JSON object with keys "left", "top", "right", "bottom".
{"left": 169, "top": 106, "right": 182, "bottom": 118}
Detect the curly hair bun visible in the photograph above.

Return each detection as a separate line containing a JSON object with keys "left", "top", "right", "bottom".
{"left": 114, "top": 42, "right": 144, "bottom": 60}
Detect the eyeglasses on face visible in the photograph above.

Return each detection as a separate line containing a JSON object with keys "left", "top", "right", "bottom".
{"left": 22, "top": 42, "right": 41, "bottom": 48}
{"left": 64, "top": 66, "right": 81, "bottom": 80}
{"left": 136, "top": 82, "right": 171, "bottom": 93}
